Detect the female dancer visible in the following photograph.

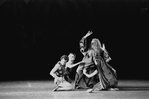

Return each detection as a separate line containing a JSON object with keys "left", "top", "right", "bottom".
{"left": 74, "top": 31, "right": 118, "bottom": 92}
{"left": 50, "top": 55, "right": 73, "bottom": 91}
{"left": 64, "top": 53, "right": 82, "bottom": 83}
{"left": 74, "top": 31, "right": 97, "bottom": 89}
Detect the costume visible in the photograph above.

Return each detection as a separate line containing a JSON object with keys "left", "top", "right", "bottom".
{"left": 53, "top": 62, "right": 73, "bottom": 91}
{"left": 74, "top": 37, "right": 98, "bottom": 89}
{"left": 89, "top": 52, "right": 118, "bottom": 90}
{"left": 74, "top": 37, "right": 118, "bottom": 90}
{"left": 64, "top": 67, "right": 73, "bottom": 83}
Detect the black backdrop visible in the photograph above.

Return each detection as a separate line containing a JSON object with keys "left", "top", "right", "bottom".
{"left": 0, "top": 0, "right": 149, "bottom": 81}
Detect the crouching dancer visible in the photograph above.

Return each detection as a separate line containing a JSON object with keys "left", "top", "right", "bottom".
{"left": 50, "top": 55, "right": 73, "bottom": 91}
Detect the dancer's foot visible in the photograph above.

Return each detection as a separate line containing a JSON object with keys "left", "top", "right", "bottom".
{"left": 108, "top": 88, "right": 119, "bottom": 91}
{"left": 52, "top": 88, "right": 57, "bottom": 92}
{"left": 76, "top": 86, "right": 83, "bottom": 89}
{"left": 86, "top": 89, "right": 93, "bottom": 93}
{"left": 52, "top": 87, "right": 59, "bottom": 92}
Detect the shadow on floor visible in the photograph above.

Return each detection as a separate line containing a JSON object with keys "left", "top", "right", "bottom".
{"left": 118, "top": 86, "right": 149, "bottom": 91}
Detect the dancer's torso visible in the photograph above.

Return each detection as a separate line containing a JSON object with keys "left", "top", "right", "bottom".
{"left": 55, "top": 62, "right": 65, "bottom": 77}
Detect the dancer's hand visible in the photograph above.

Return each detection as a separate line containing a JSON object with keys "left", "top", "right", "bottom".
{"left": 83, "top": 31, "right": 93, "bottom": 38}
{"left": 101, "top": 44, "right": 105, "bottom": 51}
{"left": 54, "top": 77, "right": 58, "bottom": 84}
{"left": 54, "top": 77, "right": 63, "bottom": 84}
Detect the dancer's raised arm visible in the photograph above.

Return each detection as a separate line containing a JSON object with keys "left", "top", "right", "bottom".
{"left": 101, "top": 44, "right": 111, "bottom": 62}
{"left": 83, "top": 31, "right": 93, "bottom": 38}
{"left": 80, "top": 31, "right": 93, "bottom": 56}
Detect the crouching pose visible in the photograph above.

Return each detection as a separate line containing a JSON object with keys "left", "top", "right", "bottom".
{"left": 50, "top": 55, "right": 73, "bottom": 91}
{"left": 65, "top": 53, "right": 83, "bottom": 84}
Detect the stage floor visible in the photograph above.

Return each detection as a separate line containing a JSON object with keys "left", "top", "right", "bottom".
{"left": 0, "top": 80, "right": 149, "bottom": 99}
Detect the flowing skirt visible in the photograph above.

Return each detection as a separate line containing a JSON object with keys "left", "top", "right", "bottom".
{"left": 93, "top": 57, "right": 118, "bottom": 90}
{"left": 74, "top": 64, "right": 99, "bottom": 89}
{"left": 74, "top": 57, "right": 118, "bottom": 90}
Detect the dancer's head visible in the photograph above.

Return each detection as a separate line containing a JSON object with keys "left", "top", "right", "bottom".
{"left": 60, "top": 55, "right": 68, "bottom": 65}
{"left": 91, "top": 38, "right": 101, "bottom": 55}
{"left": 68, "top": 53, "right": 76, "bottom": 62}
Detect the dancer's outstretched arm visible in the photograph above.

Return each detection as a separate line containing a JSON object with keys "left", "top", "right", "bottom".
{"left": 66, "top": 61, "right": 83, "bottom": 68}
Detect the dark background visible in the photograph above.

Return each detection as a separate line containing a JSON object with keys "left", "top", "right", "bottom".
{"left": 0, "top": 0, "right": 149, "bottom": 81}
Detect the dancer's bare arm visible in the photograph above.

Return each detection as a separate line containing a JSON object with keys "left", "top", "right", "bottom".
{"left": 83, "top": 31, "right": 93, "bottom": 38}
{"left": 80, "top": 31, "right": 93, "bottom": 56}
{"left": 83, "top": 69, "right": 98, "bottom": 78}
{"left": 101, "top": 44, "right": 111, "bottom": 62}
{"left": 50, "top": 63, "right": 59, "bottom": 78}
{"left": 66, "top": 61, "right": 83, "bottom": 68}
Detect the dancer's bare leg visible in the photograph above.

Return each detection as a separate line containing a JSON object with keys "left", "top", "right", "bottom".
{"left": 74, "top": 65, "right": 84, "bottom": 89}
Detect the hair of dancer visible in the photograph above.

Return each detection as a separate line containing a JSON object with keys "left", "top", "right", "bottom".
{"left": 74, "top": 31, "right": 118, "bottom": 92}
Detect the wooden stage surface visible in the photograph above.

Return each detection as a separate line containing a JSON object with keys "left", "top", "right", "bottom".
{"left": 0, "top": 80, "right": 149, "bottom": 99}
